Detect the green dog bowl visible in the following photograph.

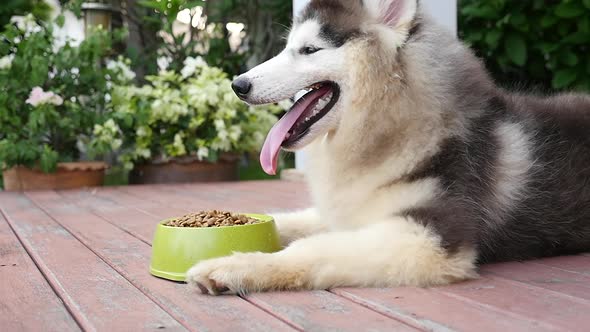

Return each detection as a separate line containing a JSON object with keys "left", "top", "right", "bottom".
{"left": 150, "top": 214, "right": 281, "bottom": 281}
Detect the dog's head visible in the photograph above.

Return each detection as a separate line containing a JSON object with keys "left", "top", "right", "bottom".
{"left": 232, "top": 0, "right": 421, "bottom": 174}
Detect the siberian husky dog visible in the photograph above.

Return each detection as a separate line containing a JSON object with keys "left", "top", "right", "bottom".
{"left": 187, "top": 0, "right": 590, "bottom": 295}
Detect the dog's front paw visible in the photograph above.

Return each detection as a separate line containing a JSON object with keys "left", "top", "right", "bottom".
{"left": 186, "top": 253, "right": 257, "bottom": 295}
{"left": 186, "top": 252, "right": 307, "bottom": 295}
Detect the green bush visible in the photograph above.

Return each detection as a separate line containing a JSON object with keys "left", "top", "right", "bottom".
{"left": 459, "top": 0, "right": 590, "bottom": 92}
{"left": 99, "top": 59, "right": 287, "bottom": 170}
{"left": 0, "top": 0, "right": 52, "bottom": 31}
{"left": 0, "top": 15, "right": 133, "bottom": 174}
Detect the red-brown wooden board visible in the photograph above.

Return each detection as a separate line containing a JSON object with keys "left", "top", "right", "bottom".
{"left": 245, "top": 291, "right": 418, "bottom": 331}
{"left": 0, "top": 210, "right": 80, "bottom": 331}
{"left": 59, "top": 189, "right": 164, "bottom": 244}
{"left": 481, "top": 261, "right": 590, "bottom": 300}
{"left": 0, "top": 193, "right": 184, "bottom": 331}
{"left": 533, "top": 255, "right": 590, "bottom": 276}
{"left": 27, "top": 190, "right": 296, "bottom": 332}
{"left": 333, "top": 287, "right": 558, "bottom": 332}
{"left": 2, "top": 181, "right": 590, "bottom": 331}
{"left": 121, "top": 181, "right": 310, "bottom": 214}
{"left": 436, "top": 276, "right": 590, "bottom": 331}
{"left": 55, "top": 187, "right": 419, "bottom": 331}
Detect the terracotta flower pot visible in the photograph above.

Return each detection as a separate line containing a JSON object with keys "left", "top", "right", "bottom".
{"left": 129, "top": 157, "right": 239, "bottom": 185}
{"left": 2, "top": 162, "right": 107, "bottom": 191}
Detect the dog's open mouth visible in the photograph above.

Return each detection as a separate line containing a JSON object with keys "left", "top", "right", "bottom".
{"left": 260, "top": 81, "right": 340, "bottom": 175}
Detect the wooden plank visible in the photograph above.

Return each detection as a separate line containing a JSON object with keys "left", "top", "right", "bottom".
{"left": 532, "top": 255, "right": 590, "bottom": 276}
{"left": 0, "top": 207, "right": 81, "bottom": 331}
{"left": 28, "top": 190, "right": 295, "bottom": 332}
{"left": 63, "top": 181, "right": 309, "bottom": 243}
{"left": 68, "top": 185, "right": 416, "bottom": 331}
{"left": 121, "top": 181, "right": 311, "bottom": 213}
{"left": 245, "top": 291, "right": 419, "bottom": 332}
{"left": 155, "top": 181, "right": 310, "bottom": 210}
{"left": 481, "top": 261, "right": 590, "bottom": 300}
{"left": 0, "top": 193, "right": 185, "bottom": 331}
{"left": 435, "top": 275, "right": 590, "bottom": 331}
{"left": 59, "top": 189, "right": 164, "bottom": 244}
{"left": 95, "top": 187, "right": 190, "bottom": 219}
{"left": 333, "top": 287, "right": 557, "bottom": 332}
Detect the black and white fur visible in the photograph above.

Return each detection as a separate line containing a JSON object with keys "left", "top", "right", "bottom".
{"left": 187, "top": 0, "right": 590, "bottom": 295}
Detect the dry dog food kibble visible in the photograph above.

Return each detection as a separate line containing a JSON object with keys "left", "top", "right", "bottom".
{"left": 164, "top": 210, "right": 261, "bottom": 228}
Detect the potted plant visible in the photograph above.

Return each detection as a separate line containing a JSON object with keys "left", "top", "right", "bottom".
{"left": 101, "top": 57, "right": 286, "bottom": 184}
{"left": 0, "top": 14, "right": 134, "bottom": 191}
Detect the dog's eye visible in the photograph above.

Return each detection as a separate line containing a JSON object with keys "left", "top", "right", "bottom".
{"left": 300, "top": 46, "right": 321, "bottom": 55}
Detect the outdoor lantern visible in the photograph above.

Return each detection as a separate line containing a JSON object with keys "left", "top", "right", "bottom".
{"left": 81, "top": 2, "right": 116, "bottom": 35}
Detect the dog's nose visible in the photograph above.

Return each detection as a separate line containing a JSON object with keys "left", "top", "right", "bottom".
{"left": 231, "top": 78, "right": 252, "bottom": 99}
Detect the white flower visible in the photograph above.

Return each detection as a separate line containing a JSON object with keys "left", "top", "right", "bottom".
{"left": 104, "top": 119, "right": 118, "bottom": 131}
{"left": 136, "top": 127, "right": 148, "bottom": 137}
{"left": 180, "top": 65, "right": 195, "bottom": 79}
{"left": 137, "top": 148, "right": 151, "bottom": 159}
{"left": 25, "top": 87, "right": 63, "bottom": 107}
{"left": 214, "top": 119, "right": 225, "bottom": 129}
{"left": 14, "top": 37, "right": 21, "bottom": 44}
{"left": 104, "top": 93, "right": 111, "bottom": 103}
{"left": 111, "top": 138, "right": 122, "bottom": 150}
{"left": 93, "top": 124, "right": 102, "bottom": 135}
{"left": 185, "top": 56, "right": 207, "bottom": 69}
{"left": 106, "top": 58, "right": 136, "bottom": 82}
{"left": 48, "top": 68, "right": 57, "bottom": 79}
{"left": 197, "top": 147, "right": 209, "bottom": 160}
{"left": 181, "top": 56, "right": 207, "bottom": 78}
{"left": 70, "top": 67, "right": 79, "bottom": 75}
{"left": 157, "top": 56, "right": 171, "bottom": 72}
{"left": 229, "top": 125, "right": 242, "bottom": 141}
{"left": 11, "top": 14, "right": 42, "bottom": 36}
{"left": 218, "top": 129, "right": 228, "bottom": 140}
{"left": 0, "top": 54, "right": 14, "bottom": 70}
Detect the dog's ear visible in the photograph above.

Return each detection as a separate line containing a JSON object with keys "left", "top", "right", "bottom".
{"left": 364, "top": 0, "right": 418, "bottom": 29}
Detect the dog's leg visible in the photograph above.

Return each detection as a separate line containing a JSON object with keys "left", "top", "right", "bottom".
{"left": 186, "top": 216, "right": 478, "bottom": 295}
{"left": 271, "top": 208, "right": 326, "bottom": 246}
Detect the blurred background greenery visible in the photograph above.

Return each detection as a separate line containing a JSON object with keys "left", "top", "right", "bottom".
{"left": 1, "top": 0, "right": 589, "bottom": 189}
{"left": 5, "top": 0, "right": 589, "bottom": 90}
{"left": 460, "top": 0, "right": 590, "bottom": 92}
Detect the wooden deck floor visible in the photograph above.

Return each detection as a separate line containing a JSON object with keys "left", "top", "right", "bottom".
{"left": 1, "top": 180, "right": 589, "bottom": 331}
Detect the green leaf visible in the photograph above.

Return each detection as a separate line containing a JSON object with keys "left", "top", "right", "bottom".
{"left": 552, "top": 68, "right": 578, "bottom": 89}
{"left": 39, "top": 145, "right": 58, "bottom": 173}
{"left": 583, "top": 0, "right": 590, "bottom": 9}
{"left": 185, "top": 0, "right": 206, "bottom": 8}
{"left": 55, "top": 14, "right": 65, "bottom": 28}
{"left": 485, "top": 30, "right": 502, "bottom": 49}
{"left": 207, "top": 149, "right": 219, "bottom": 163}
{"left": 504, "top": 33, "right": 527, "bottom": 66}
{"left": 555, "top": 2, "right": 585, "bottom": 18}
{"left": 563, "top": 32, "right": 589, "bottom": 44}
{"left": 540, "top": 15, "right": 558, "bottom": 28}
{"left": 559, "top": 51, "right": 579, "bottom": 67}
{"left": 138, "top": 0, "right": 166, "bottom": 11}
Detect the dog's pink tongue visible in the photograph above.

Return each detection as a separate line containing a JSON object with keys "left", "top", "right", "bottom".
{"left": 260, "top": 89, "right": 326, "bottom": 175}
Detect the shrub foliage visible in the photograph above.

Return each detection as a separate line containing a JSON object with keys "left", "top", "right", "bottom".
{"left": 459, "top": 0, "right": 590, "bottom": 92}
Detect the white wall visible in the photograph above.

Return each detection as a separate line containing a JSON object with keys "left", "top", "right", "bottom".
{"left": 421, "top": 0, "right": 457, "bottom": 34}
{"left": 292, "top": 0, "right": 457, "bottom": 170}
